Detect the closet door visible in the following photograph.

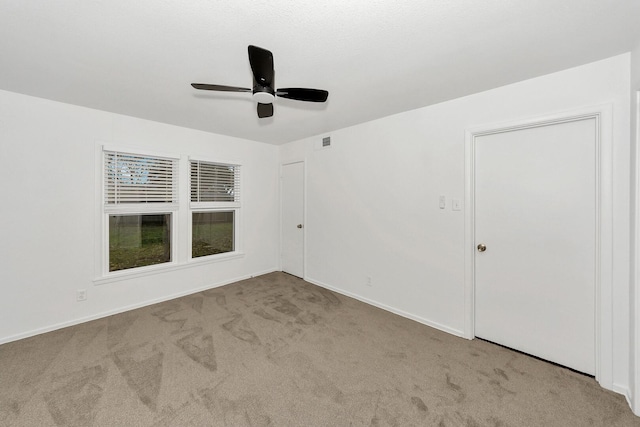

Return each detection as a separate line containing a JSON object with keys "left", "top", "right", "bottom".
{"left": 474, "top": 118, "right": 596, "bottom": 375}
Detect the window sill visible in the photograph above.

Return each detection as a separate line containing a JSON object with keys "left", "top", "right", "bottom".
{"left": 93, "top": 251, "right": 245, "bottom": 285}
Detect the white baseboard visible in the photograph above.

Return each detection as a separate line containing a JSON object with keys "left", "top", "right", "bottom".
{"left": 612, "top": 383, "right": 633, "bottom": 408}
{"left": 0, "top": 268, "right": 278, "bottom": 346}
{"left": 612, "top": 383, "right": 638, "bottom": 417}
{"left": 304, "top": 276, "right": 466, "bottom": 339}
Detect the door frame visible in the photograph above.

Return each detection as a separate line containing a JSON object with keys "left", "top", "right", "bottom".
{"left": 280, "top": 160, "right": 306, "bottom": 278}
{"left": 464, "top": 104, "right": 613, "bottom": 389}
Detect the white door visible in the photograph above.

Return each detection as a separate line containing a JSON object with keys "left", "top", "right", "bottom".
{"left": 281, "top": 162, "right": 304, "bottom": 277}
{"left": 474, "top": 118, "right": 596, "bottom": 375}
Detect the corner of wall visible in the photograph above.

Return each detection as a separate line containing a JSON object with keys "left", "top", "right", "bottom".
{"left": 630, "top": 39, "right": 640, "bottom": 416}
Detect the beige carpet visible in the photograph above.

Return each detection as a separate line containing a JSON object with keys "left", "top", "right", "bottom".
{"left": 0, "top": 272, "right": 638, "bottom": 426}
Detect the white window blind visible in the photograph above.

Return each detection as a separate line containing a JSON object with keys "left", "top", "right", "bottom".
{"left": 190, "top": 160, "right": 240, "bottom": 203}
{"left": 104, "top": 151, "right": 178, "bottom": 204}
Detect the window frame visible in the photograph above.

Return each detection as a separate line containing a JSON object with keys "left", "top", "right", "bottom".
{"left": 188, "top": 157, "right": 242, "bottom": 262}
{"left": 99, "top": 146, "right": 180, "bottom": 279}
{"left": 94, "top": 147, "right": 245, "bottom": 285}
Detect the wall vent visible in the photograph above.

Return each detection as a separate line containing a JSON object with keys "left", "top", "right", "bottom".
{"left": 322, "top": 136, "right": 331, "bottom": 147}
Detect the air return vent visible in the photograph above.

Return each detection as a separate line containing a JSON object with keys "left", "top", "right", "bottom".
{"left": 322, "top": 136, "right": 331, "bottom": 147}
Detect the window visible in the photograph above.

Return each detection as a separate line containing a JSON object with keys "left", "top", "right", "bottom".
{"left": 192, "top": 211, "right": 234, "bottom": 258}
{"left": 104, "top": 150, "right": 178, "bottom": 273}
{"left": 190, "top": 160, "right": 240, "bottom": 259}
{"left": 109, "top": 214, "right": 171, "bottom": 271}
{"left": 97, "top": 148, "right": 242, "bottom": 281}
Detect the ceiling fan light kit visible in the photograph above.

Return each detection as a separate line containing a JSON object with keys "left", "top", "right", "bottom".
{"left": 191, "top": 45, "right": 328, "bottom": 118}
{"left": 252, "top": 90, "right": 275, "bottom": 104}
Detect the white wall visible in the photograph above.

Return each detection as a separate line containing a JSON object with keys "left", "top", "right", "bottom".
{"left": 281, "top": 54, "right": 631, "bottom": 394}
{"left": 0, "top": 89, "right": 280, "bottom": 343}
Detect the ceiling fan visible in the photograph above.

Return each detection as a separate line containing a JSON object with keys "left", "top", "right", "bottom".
{"left": 191, "top": 45, "right": 329, "bottom": 118}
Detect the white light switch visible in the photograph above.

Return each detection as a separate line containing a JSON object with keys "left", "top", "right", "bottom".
{"left": 452, "top": 199, "right": 461, "bottom": 211}
{"left": 439, "top": 196, "right": 446, "bottom": 209}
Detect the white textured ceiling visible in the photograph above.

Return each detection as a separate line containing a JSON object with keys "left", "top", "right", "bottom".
{"left": 1, "top": 1, "right": 638, "bottom": 144}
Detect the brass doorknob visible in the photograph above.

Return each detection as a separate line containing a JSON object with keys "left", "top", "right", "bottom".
{"left": 297, "top": 224, "right": 303, "bottom": 229}
{"left": 477, "top": 244, "right": 487, "bottom": 252}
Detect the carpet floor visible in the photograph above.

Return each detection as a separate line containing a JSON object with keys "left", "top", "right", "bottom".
{"left": 0, "top": 272, "right": 638, "bottom": 426}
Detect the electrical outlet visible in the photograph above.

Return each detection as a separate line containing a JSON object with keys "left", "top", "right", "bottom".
{"left": 439, "top": 195, "right": 446, "bottom": 209}
{"left": 76, "top": 289, "right": 87, "bottom": 302}
{"left": 365, "top": 276, "right": 372, "bottom": 287}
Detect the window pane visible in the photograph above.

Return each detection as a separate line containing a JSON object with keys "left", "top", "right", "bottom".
{"left": 190, "top": 161, "right": 239, "bottom": 202}
{"left": 192, "top": 211, "right": 234, "bottom": 258}
{"left": 109, "top": 214, "right": 171, "bottom": 272}
{"left": 105, "top": 151, "right": 177, "bottom": 204}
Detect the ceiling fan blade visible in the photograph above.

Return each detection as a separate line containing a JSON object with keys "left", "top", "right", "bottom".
{"left": 276, "top": 88, "right": 328, "bottom": 102}
{"left": 191, "top": 83, "right": 251, "bottom": 92}
{"left": 248, "top": 45, "right": 274, "bottom": 87}
{"left": 257, "top": 103, "right": 273, "bottom": 118}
